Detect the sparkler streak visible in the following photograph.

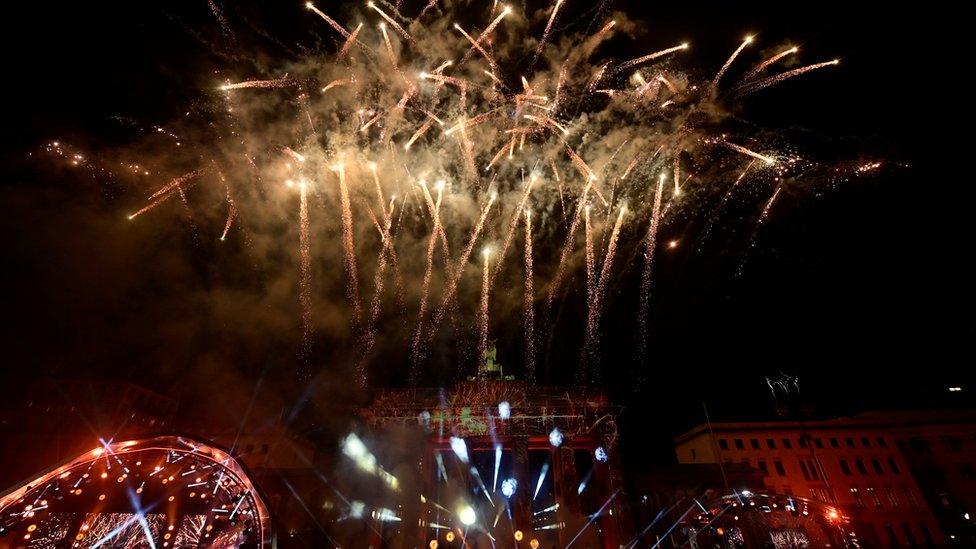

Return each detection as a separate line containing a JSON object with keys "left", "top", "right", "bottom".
{"left": 741, "top": 46, "right": 798, "bottom": 81}
{"left": 428, "top": 192, "right": 497, "bottom": 342}
{"left": 523, "top": 208, "right": 536, "bottom": 382}
{"left": 713, "top": 36, "right": 753, "bottom": 86}
{"left": 635, "top": 175, "right": 665, "bottom": 368}
{"left": 735, "top": 59, "right": 840, "bottom": 95}
{"left": 367, "top": 1, "right": 413, "bottom": 42}
{"left": 220, "top": 77, "right": 299, "bottom": 90}
{"left": 335, "top": 166, "right": 363, "bottom": 339}
{"left": 615, "top": 43, "right": 689, "bottom": 73}
{"left": 580, "top": 206, "right": 626, "bottom": 380}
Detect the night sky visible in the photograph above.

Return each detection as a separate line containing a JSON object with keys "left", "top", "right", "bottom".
{"left": 2, "top": 0, "right": 971, "bottom": 466}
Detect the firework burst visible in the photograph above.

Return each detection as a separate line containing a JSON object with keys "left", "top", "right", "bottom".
{"left": 93, "top": 0, "right": 850, "bottom": 386}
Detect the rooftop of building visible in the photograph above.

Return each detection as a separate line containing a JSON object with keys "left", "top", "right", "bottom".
{"left": 674, "top": 409, "right": 976, "bottom": 445}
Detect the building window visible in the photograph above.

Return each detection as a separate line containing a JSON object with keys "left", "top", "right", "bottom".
{"left": 872, "top": 459, "right": 884, "bottom": 475}
{"left": 782, "top": 438, "right": 792, "bottom": 449}
{"left": 885, "top": 487, "right": 899, "bottom": 508}
{"left": 877, "top": 437, "right": 887, "bottom": 448}
{"left": 734, "top": 439, "right": 744, "bottom": 450}
{"left": 861, "top": 436, "right": 871, "bottom": 448}
{"left": 850, "top": 487, "right": 864, "bottom": 508}
{"left": 887, "top": 458, "right": 901, "bottom": 475}
{"left": 799, "top": 460, "right": 811, "bottom": 481}
{"left": 774, "top": 460, "right": 786, "bottom": 476}
{"left": 814, "top": 438, "right": 824, "bottom": 449}
{"left": 799, "top": 437, "right": 808, "bottom": 448}
{"left": 719, "top": 439, "right": 729, "bottom": 450}
{"left": 919, "top": 522, "right": 934, "bottom": 545}
{"left": 855, "top": 459, "right": 868, "bottom": 475}
{"left": 840, "top": 459, "right": 852, "bottom": 476}
{"left": 829, "top": 437, "right": 840, "bottom": 448}
{"left": 884, "top": 523, "right": 898, "bottom": 546}
{"left": 845, "top": 437, "right": 855, "bottom": 448}
{"left": 766, "top": 438, "right": 776, "bottom": 449}
{"left": 757, "top": 459, "right": 768, "bottom": 474}
{"left": 690, "top": 449, "right": 697, "bottom": 461}
{"left": 904, "top": 486, "right": 919, "bottom": 507}
{"left": 751, "top": 439, "right": 760, "bottom": 450}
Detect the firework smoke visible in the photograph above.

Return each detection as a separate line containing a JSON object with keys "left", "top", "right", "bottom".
{"left": 108, "top": 0, "right": 841, "bottom": 384}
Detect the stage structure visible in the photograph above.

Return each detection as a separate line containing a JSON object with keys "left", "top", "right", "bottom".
{"left": 0, "top": 436, "right": 271, "bottom": 548}
{"left": 680, "top": 491, "right": 857, "bottom": 548}
{"left": 361, "top": 352, "right": 624, "bottom": 548}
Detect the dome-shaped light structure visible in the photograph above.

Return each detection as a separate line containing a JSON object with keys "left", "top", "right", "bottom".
{"left": 0, "top": 436, "right": 272, "bottom": 547}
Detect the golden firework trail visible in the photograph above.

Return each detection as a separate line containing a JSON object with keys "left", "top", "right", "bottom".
{"left": 736, "top": 59, "right": 839, "bottom": 95}
{"left": 128, "top": 170, "right": 206, "bottom": 220}
{"left": 358, "top": 200, "right": 397, "bottom": 385}
{"left": 322, "top": 78, "right": 353, "bottom": 93}
{"left": 720, "top": 140, "right": 776, "bottom": 165}
{"left": 220, "top": 198, "right": 235, "bottom": 241}
{"left": 380, "top": 24, "right": 399, "bottom": 69}
{"left": 636, "top": 174, "right": 665, "bottom": 365}
{"left": 741, "top": 46, "right": 798, "bottom": 81}
{"left": 335, "top": 165, "right": 363, "bottom": 325}
{"left": 491, "top": 175, "right": 535, "bottom": 282}
{"left": 298, "top": 180, "right": 312, "bottom": 359}
{"left": 219, "top": 77, "right": 299, "bottom": 90}
{"left": 713, "top": 35, "right": 753, "bottom": 86}
{"left": 697, "top": 159, "right": 756, "bottom": 250}
{"left": 455, "top": 24, "right": 498, "bottom": 70}
{"left": 541, "top": 178, "right": 592, "bottom": 335}
{"left": 409, "top": 183, "right": 444, "bottom": 379}
{"left": 616, "top": 43, "right": 689, "bottom": 73}
{"left": 523, "top": 208, "right": 536, "bottom": 383}
{"left": 306, "top": 2, "right": 351, "bottom": 38}
{"left": 584, "top": 204, "right": 595, "bottom": 304}
{"left": 460, "top": 6, "right": 511, "bottom": 63}
{"left": 533, "top": 0, "right": 565, "bottom": 65}
{"left": 339, "top": 23, "right": 364, "bottom": 57}
{"left": 580, "top": 205, "right": 626, "bottom": 381}
{"left": 367, "top": 1, "right": 413, "bottom": 42}
{"left": 736, "top": 185, "right": 784, "bottom": 277}
{"left": 477, "top": 246, "right": 492, "bottom": 368}
{"left": 429, "top": 192, "right": 497, "bottom": 339}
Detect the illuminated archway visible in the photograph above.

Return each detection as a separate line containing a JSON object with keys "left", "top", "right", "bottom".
{"left": 0, "top": 436, "right": 271, "bottom": 547}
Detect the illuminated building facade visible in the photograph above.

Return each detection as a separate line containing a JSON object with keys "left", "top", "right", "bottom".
{"left": 360, "top": 376, "right": 624, "bottom": 548}
{"left": 672, "top": 411, "right": 976, "bottom": 546}
{"left": 0, "top": 436, "right": 272, "bottom": 547}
